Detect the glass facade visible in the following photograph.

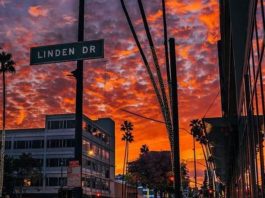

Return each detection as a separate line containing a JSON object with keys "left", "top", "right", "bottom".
{"left": 13, "top": 140, "right": 44, "bottom": 149}
{"left": 219, "top": 0, "right": 265, "bottom": 197}
{"left": 233, "top": 1, "right": 265, "bottom": 197}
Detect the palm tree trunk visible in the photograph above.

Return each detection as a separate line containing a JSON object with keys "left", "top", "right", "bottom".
{"left": 202, "top": 120, "right": 217, "bottom": 192}
{"left": 193, "top": 136, "right": 197, "bottom": 188}
{"left": 2, "top": 72, "right": 5, "bottom": 132}
{"left": 0, "top": 72, "right": 5, "bottom": 197}
{"left": 122, "top": 141, "right": 128, "bottom": 198}
{"left": 125, "top": 142, "right": 129, "bottom": 198}
{"left": 201, "top": 144, "right": 210, "bottom": 187}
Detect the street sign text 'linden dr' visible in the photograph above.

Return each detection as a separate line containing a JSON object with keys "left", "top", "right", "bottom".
{"left": 30, "top": 39, "right": 104, "bottom": 65}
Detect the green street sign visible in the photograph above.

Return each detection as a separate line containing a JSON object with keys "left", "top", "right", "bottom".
{"left": 30, "top": 39, "right": 104, "bottom": 65}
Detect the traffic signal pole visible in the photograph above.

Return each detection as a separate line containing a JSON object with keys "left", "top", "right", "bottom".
{"left": 169, "top": 38, "right": 182, "bottom": 198}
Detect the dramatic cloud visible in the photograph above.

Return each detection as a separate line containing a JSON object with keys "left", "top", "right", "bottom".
{"left": 0, "top": 0, "right": 221, "bottom": 183}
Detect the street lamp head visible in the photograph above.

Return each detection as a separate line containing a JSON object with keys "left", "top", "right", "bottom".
{"left": 88, "top": 150, "right": 94, "bottom": 156}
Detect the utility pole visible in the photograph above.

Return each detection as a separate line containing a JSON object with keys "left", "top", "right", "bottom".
{"left": 169, "top": 38, "right": 181, "bottom": 198}
{"left": 72, "top": 0, "right": 84, "bottom": 196}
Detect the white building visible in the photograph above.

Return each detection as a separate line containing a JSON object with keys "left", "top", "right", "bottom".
{"left": 4, "top": 113, "right": 115, "bottom": 198}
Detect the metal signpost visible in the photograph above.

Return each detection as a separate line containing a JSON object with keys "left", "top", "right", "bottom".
{"left": 30, "top": 39, "right": 104, "bottom": 197}
{"left": 30, "top": 1, "right": 100, "bottom": 197}
{"left": 30, "top": 38, "right": 104, "bottom": 198}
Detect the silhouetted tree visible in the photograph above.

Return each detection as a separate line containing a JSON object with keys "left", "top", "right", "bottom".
{"left": 121, "top": 120, "right": 134, "bottom": 198}
{"left": 190, "top": 119, "right": 217, "bottom": 194}
{"left": 140, "top": 144, "right": 149, "bottom": 155}
{"left": 180, "top": 162, "right": 190, "bottom": 191}
{"left": 201, "top": 170, "right": 210, "bottom": 197}
{"left": 190, "top": 119, "right": 204, "bottom": 140}
{"left": 128, "top": 151, "right": 191, "bottom": 197}
{"left": 190, "top": 120, "right": 210, "bottom": 173}
{"left": 0, "top": 51, "right": 15, "bottom": 196}
{"left": 2, "top": 156, "right": 15, "bottom": 197}
{"left": 128, "top": 151, "right": 172, "bottom": 197}
{"left": 3, "top": 153, "right": 42, "bottom": 198}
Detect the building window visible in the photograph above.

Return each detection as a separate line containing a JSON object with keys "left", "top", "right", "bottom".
{"left": 47, "top": 159, "right": 59, "bottom": 167}
{"left": 46, "top": 177, "right": 59, "bottom": 186}
{"left": 13, "top": 139, "right": 75, "bottom": 149}
{"left": 47, "top": 139, "right": 60, "bottom": 148}
{"left": 66, "top": 120, "right": 75, "bottom": 128}
{"left": 46, "top": 177, "right": 67, "bottom": 186}
{"left": 82, "top": 176, "right": 109, "bottom": 190}
{"left": 47, "top": 139, "right": 75, "bottom": 148}
{"left": 49, "top": 120, "right": 61, "bottom": 129}
{"left": 31, "top": 177, "right": 43, "bottom": 186}
{"left": 5, "top": 141, "right": 11, "bottom": 149}
{"left": 32, "top": 140, "right": 44, "bottom": 148}
{"left": 46, "top": 158, "right": 72, "bottom": 167}
{"left": 47, "top": 120, "right": 75, "bottom": 129}
{"left": 14, "top": 141, "right": 27, "bottom": 149}
{"left": 35, "top": 159, "right": 44, "bottom": 167}
{"left": 82, "top": 177, "right": 91, "bottom": 188}
{"left": 66, "top": 139, "right": 75, "bottom": 147}
{"left": 84, "top": 124, "right": 110, "bottom": 144}
{"left": 45, "top": 177, "right": 67, "bottom": 186}
{"left": 105, "top": 169, "right": 110, "bottom": 179}
{"left": 13, "top": 140, "right": 44, "bottom": 149}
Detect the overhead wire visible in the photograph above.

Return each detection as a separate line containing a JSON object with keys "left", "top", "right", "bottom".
{"left": 202, "top": 89, "right": 220, "bottom": 119}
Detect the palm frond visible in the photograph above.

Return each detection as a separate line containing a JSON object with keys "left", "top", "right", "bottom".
{"left": 0, "top": 51, "right": 16, "bottom": 73}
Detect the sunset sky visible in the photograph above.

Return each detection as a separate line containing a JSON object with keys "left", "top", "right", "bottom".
{"left": 0, "top": 0, "right": 221, "bottom": 184}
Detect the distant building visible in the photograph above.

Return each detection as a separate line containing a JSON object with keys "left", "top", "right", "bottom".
{"left": 114, "top": 181, "right": 138, "bottom": 198}
{"left": 4, "top": 114, "right": 115, "bottom": 198}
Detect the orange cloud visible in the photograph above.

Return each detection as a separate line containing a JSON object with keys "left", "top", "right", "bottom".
{"left": 148, "top": 10, "right": 163, "bottom": 22}
{"left": 1, "top": 0, "right": 221, "bottom": 181}
{"left": 16, "top": 109, "right": 26, "bottom": 125}
{"left": 28, "top": 6, "right": 48, "bottom": 17}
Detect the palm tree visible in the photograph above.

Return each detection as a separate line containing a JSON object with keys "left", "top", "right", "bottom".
{"left": 140, "top": 144, "right": 149, "bottom": 155}
{"left": 190, "top": 119, "right": 205, "bottom": 188}
{"left": 0, "top": 51, "right": 15, "bottom": 196}
{"left": 190, "top": 119, "right": 217, "bottom": 193}
{"left": 121, "top": 120, "right": 134, "bottom": 198}
{"left": 190, "top": 119, "right": 204, "bottom": 139}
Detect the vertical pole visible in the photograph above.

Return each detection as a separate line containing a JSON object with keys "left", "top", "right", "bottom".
{"left": 169, "top": 38, "right": 181, "bottom": 198}
{"left": 244, "top": 74, "right": 257, "bottom": 198}
{"left": 74, "top": 0, "right": 84, "bottom": 195}
{"left": 0, "top": 72, "right": 5, "bottom": 198}
{"left": 258, "top": 59, "right": 265, "bottom": 197}
{"left": 193, "top": 136, "right": 197, "bottom": 189}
